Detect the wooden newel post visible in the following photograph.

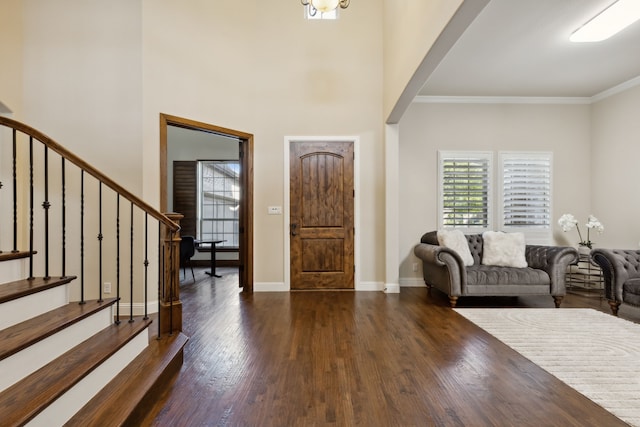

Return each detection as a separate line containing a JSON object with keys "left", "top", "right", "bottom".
{"left": 160, "top": 212, "right": 183, "bottom": 334}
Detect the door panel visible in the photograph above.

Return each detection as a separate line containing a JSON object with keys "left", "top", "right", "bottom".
{"left": 290, "top": 141, "right": 354, "bottom": 289}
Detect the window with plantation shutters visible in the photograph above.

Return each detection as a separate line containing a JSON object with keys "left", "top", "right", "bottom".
{"left": 438, "top": 151, "right": 492, "bottom": 230}
{"left": 499, "top": 152, "right": 552, "bottom": 237}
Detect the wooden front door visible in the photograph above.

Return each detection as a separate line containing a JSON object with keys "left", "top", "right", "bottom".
{"left": 290, "top": 141, "right": 354, "bottom": 290}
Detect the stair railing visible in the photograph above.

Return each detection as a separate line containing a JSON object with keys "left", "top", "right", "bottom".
{"left": 0, "top": 116, "right": 182, "bottom": 337}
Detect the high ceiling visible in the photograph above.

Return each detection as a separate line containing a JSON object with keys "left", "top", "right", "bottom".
{"left": 419, "top": 0, "right": 640, "bottom": 98}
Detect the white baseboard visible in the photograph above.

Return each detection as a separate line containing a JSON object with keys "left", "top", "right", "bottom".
{"left": 113, "top": 301, "right": 159, "bottom": 316}
{"left": 383, "top": 283, "right": 400, "bottom": 293}
{"left": 254, "top": 282, "right": 289, "bottom": 292}
{"left": 357, "top": 281, "right": 384, "bottom": 291}
{"left": 254, "top": 282, "right": 385, "bottom": 292}
{"left": 399, "top": 278, "right": 427, "bottom": 287}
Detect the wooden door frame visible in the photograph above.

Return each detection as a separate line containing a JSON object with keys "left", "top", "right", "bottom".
{"left": 160, "top": 113, "right": 254, "bottom": 291}
{"left": 284, "top": 136, "right": 360, "bottom": 291}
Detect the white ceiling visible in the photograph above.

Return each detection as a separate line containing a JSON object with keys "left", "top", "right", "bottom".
{"left": 419, "top": 0, "right": 640, "bottom": 98}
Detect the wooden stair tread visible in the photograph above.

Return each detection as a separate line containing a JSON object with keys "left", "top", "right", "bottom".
{"left": 66, "top": 332, "right": 189, "bottom": 426}
{"left": 0, "top": 317, "right": 152, "bottom": 426}
{"left": 0, "top": 298, "right": 118, "bottom": 361}
{"left": 0, "top": 276, "right": 77, "bottom": 304}
{"left": 0, "top": 250, "right": 35, "bottom": 262}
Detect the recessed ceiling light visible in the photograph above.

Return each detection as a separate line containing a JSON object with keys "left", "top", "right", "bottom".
{"left": 570, "top": 0, "right": 640, "bottom": 42}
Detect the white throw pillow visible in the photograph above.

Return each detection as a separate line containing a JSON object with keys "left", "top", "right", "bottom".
{"left": 437, "top": 229, "right": 474, "bottom": 266}
{"left": 481, "top": 231, "right": 528, "bottom": 268}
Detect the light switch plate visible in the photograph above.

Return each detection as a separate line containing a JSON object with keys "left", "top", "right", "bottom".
{"left": 268, "top": 206, "right": 282, "bottom": 215}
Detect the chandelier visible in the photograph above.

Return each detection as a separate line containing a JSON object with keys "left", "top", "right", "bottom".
{"left": 301, "top": 0, "right": 350, "bottom": 16}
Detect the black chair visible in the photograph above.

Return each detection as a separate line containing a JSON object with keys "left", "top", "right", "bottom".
{"left": 180, "top": 235, "right": 196, "bottom": 281}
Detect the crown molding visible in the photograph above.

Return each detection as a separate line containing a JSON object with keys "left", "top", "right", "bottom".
{"left": 414, "top": 75, "right": 640, "bottom": 106}
{"left": 591, "top": 75, "right": 640, "bottom": 103}
{"left": 413, "top": 95, "right": 591, "bottom": 105}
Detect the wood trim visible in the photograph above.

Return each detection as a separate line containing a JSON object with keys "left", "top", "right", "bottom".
{"left": 0, "top": 116, "right": 179, "bottom": 232}
{"left": 159, "top": 113, "right": 253, "bottom": 292}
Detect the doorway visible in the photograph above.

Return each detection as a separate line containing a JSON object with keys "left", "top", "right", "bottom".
{"left": 288, "top": 140, "right": 355, "bottom": 290}
{"left": 160, "top": 114, "right": 253, "bottom": 291}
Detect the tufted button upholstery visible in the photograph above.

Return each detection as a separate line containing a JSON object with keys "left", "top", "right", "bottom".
{"left": 592, "top": 248, "right": 640, "bottom": 315}
{"left": 414, "top": 230, "right": 578, "bottom": 308}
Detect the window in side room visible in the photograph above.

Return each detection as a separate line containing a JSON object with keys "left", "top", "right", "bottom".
{"left": 198, "top": 160, "right": 240, "bottom": 248}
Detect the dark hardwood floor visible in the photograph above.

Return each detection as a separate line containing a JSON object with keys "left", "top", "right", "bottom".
{"left": 142, "top": 268, "right": 632, "bottom": 426}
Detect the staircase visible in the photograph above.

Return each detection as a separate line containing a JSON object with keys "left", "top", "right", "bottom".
{"left": 0, "top": 117, "right": 187, "bottom": 425}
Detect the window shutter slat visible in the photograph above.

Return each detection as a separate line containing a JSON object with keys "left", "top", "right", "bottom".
{"left": 501, "top": 154, "right": 551, "bottom": 229}
{"left": 440, "top": 154, "right": 491, "bottom": 228}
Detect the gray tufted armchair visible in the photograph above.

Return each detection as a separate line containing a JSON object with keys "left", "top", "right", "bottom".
{"left": 591, "top": 249, "right": 640, "bottom": 315}
{"left": 413, "top": 231, "right": 578, "bottom": 308}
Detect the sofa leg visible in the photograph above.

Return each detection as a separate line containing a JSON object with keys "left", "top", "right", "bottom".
{"left": 608, "top": 300, "right": 621, "bottom": 316}
{"left": 552, "top": 296, "right": 563, "bottom": 308}
{"left": 449, "top": 296, "right": 458, "bottom": 308}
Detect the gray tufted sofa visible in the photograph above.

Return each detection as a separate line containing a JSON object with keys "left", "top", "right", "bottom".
{"left": 413, "top": 231, "right": 578, "bottom": 308}
{"left": 591, "top": 249, "right": 640, "bottom": 315}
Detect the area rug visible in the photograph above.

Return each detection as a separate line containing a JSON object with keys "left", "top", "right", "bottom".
{"left": 454, "top": 308, "right": 640, "bottom": 426}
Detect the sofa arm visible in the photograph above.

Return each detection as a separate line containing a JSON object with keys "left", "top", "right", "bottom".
{"left": 525, "top": 245, "right": 578, "bottom": 295}
{"left": 413, "top": 243, "right": 466, "bottom": 295}
{"left": 591, "top": 249, "right": 640, "bottom": 302}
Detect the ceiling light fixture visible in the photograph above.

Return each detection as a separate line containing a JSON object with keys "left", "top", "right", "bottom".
{"left": 301, "top": 0, "right": 350, "bottom": 17}
{"left": 570, "top": 0, "right": 640, "bottom": 42}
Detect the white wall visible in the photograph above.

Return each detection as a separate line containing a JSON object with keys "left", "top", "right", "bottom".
{"left": 138, "top": 1, "right": 385, "bottom": 287}
{"left": 591, "top": 84, "right": 640, "bottom": 249}
{"left": 398, "top": 100, "right": 591, "bottom": 282}
{"left": 0, "top": 0, "right": 24, "bottom": 117}
{"left": 381, "top": 0, "right": 463, "bottom": 121}
{"left": 22, "top": 0, "right": 143, "bottom": 190}
{"left": 7, "top": 1, "right": 386, "bottom": 289}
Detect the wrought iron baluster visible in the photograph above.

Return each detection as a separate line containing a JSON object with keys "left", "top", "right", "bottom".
{"left": 42, "top": 146, "right": 50, "bottom": 280}
{"left": 169, "top": 229, "right": 174, "bottom": 336}
{"left": 98, "top": 182, "right": 103, "bottom": 302}
{"left": 12, "top": 129, "right": 17, "bottom": 253}
{"left": 129, "top": 202, "right": 134, "bottom": 323}
{"left": 28, "top": 137, "right": 34, "bottom": 280}
{"left": 144, "top": 213, "right": 149, "bottom": 320}
{"left": 0, "top": 181, "right": 2, "bottom": 254}
{"left": 61, "top": 158, "right": 66, "bottom": 278}
{"left": 80, "top": 170, "right": 85, "bottom": 304}
{"left": 157, "top": 222, "right": 162, "bottom": 339}
{"left": 116, "top": 193, "right": 121, "bottom": 324}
